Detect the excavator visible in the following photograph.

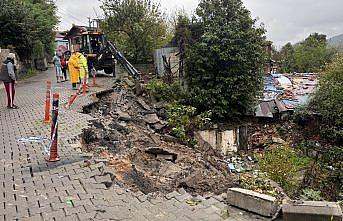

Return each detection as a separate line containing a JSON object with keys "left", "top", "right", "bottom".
{"left": 80, "top": 30, "right": 141, "bottom": 80}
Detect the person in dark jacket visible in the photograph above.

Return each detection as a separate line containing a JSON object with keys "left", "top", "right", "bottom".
{"left": 0, "top": 53, "right": 18, "bottom": 109}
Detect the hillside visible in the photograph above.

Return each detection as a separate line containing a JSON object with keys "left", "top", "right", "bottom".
{"left": 328, "top": 33, "right": 343, "bottom": 49}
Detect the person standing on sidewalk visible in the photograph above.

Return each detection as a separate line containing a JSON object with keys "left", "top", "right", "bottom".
{"left": 68, "top": 51, "right": 80, "bottom": 90}
{"left": 60, "top": 54, "right": 68, "bottom": 81}
{"left": 0, "top": 53, "right": 18, "bottom": 109}
{"left": 52, "top": 52, "right": 63, "bottom": 83}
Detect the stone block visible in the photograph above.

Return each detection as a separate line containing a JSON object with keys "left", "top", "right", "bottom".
{"left": 227, "top": 187, "right": 278, "bottom": 217}
{"left": 282, "top": 201, "right": 343, "bottom": 221}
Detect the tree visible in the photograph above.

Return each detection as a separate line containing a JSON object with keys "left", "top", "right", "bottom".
{"left": 101, "top": 0, "right": 169, "bottom": 63}
{"left": 279, "top": 42, "right": 295, "bottom": 73}
{"left": 293, "top": 33, "right": 335, "bottom": 73}
{"left": 0, "top": 0, "right": 34, "bottom": 59}
{"left": 0, "top": 0, "right": 58, "bottom": 60}
{"left": 27, "top": 0, "right": 58, "bottom": 57}
{"left": 185, "top": 0, "right": 266, "bottom": 120}
{"left": 310, "top": 56, "right": 343, "bottom": 143}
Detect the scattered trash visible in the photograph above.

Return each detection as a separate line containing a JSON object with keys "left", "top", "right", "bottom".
{"left": 228, "top": 163, "right": 235, "bottom": 170}
{"left": 186, "top": 199, "right": 201, "bottom": 206}
{"left": 220, "top": 209, "right": 230, "bottom": 219}
{"left": 17, "top": 137, "right": 47, "bottom": 143}
{"left": 66, "top": 200, "right": 73, "bottom": 206}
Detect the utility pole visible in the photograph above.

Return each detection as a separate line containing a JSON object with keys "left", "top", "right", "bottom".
{"left": 88, "top": 17, "right": 92, "bottom": 28}
{"left": 93, "top": 19, "right": 104, "bottom": 32}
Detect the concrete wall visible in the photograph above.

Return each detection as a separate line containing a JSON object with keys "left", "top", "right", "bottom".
{"left": 132, "top": 63, "right": 155, "bottom": 75}
{"left": 195, "top": 125, "right": 249, "bottom": 154}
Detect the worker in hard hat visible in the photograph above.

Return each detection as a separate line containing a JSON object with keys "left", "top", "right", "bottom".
{"left": 68, "top": 50, "right": 80, "bottom": 90}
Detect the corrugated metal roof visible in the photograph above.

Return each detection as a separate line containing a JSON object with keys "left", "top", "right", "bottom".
{"left": 256, "top": 73, "right": 318, "bottom": 118}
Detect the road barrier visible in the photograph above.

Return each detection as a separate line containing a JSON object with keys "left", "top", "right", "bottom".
{"left": 64, "top": 85, "right": 83, "bottom": 109}
{"left": 46, "top": 93, "right": 60, "bottom": 162}
{"left": 43, "top": 80, "right": 51, "bottom": 123}
{"left": 83, "top": 75, "right": 87, "bottom": 96}
{"left": 91, "top": 68, "right": 97, "bottom": 87}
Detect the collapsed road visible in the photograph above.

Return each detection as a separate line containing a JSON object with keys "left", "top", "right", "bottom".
{"left": 81, "top": 81, "right": 256, "bottom": 196}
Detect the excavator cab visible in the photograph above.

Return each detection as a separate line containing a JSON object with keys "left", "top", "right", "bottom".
{"left": 81, "top": 31, "right": 105, "bottom": 57}
{"left": 80, "top": 31, "right": 115, "bottom": 75}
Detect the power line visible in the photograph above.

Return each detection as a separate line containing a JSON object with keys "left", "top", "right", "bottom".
{"left": 56, "top": 11, "right": 80, "bottom": 29}
{"left": 57, "top": 8, "right": 88, "bottom": 26}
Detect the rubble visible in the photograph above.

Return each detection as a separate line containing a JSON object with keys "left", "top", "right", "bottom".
{"left": 145, "top": 147, "right": 177, "bottom": 162}
{"left": 116, "top": 110, "right": 132, "bottom": 121}
{"left": 144, "top": 113, "right": 161, "bottom": 124}
{"left": 256, "top": 73, "right": 318, "bottom": 119}
{"left": 81, "top": 85, "right": 240, "bottom": 195}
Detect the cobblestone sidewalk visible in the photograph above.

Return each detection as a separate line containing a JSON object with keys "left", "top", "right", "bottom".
{"left": 0, "top": 69, "right": 269, "bottom": 221}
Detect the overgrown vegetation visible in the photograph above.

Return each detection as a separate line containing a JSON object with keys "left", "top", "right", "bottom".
{"left": 240, "top": 173, "right": 281, "bottom": 198}
{"left": 185, "top": 0, "right": 266, "bottom": 120}
{"left": 167, "top": 104, "right": 211, "bottom": 144}
{"left": 258, "top": 144, "right": 311, "bottom": 194}
{"left": 146, "top": 79, "right": 185, "bottom": 102}
{"left": 299, "top": 188, "right": 323, "bottom": 201}
{"left": 310, "top": 56, "right": 343, "bottom": 143}
{"left": 292, "top": 55, "right": 343, "bottom": 201}
{"left": 0, "top": 0, "right": 58, "bottom": 60}
{"left": 146, "top": 79, "right": 212, "bottom": 144}
{"left": 101, "top": 0, "right": 170, "bottom": 63}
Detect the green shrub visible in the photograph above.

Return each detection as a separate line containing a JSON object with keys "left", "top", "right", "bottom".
{"left": 299, "top": 188, "right": 323, "bottom": 201}
{"left": 146, "top": 79, "right": 185, "bottom": 102}
{"left": 309, "top": 55, "right": 343, "bottom": 143}
{"left": 258, "top": 145, "right": 299, "bottom": 192}
{"left": 167, "top": 104, "right": 211, "bottom": 144}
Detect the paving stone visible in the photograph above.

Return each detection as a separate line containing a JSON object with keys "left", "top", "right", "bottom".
{"left": 0, "top": 70, "right": 270, "bottom": 221}
{"left": 165, "top": 191, "right": 181, "bottom": 200}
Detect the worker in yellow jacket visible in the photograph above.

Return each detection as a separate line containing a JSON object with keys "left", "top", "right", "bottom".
{"left": 77, "top": 52, "right": 89, "bottom": 85}
{"left": 68, "top": 51, "right": 80, "bottom": 90}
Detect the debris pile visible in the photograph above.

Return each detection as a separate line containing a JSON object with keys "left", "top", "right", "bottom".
{"left": 82, "top": 84, "right": 243, "bottom": 195}
{"left": 256, "top": 73, "right": 318, "bottom": 118}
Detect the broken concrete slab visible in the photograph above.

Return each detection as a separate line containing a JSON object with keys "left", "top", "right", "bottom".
{"left": 144, "top": 113, "right": 160, "bottom": 124}
{"left": 145, "top": 147, "right": 177, "bottom": 162}
{"left": 136, "top": 98, "right": 151, "bottom": 111}
{"left": 123, "top": 78, "right": 135, "bottom": 87}
{"left": 179, "top": 171, "right": 203, "bottom": 189}
{"left": 152, "top": 122, "right": 166, "bottom": 130}
{"left": 282, "top": 200, "right": 343, "bottom": 221}
{"left": 227, "top": 188, "right": 278, "bottom": 217}
{"left": 156, "top": 154, "right": 174, "bottom": 161}
{"left": 116, "top": 110, "right": 132, "bottom": 121}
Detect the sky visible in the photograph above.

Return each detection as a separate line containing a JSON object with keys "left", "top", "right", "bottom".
{"left": 56, "top": 0, "right": 343, "bottom": 47}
